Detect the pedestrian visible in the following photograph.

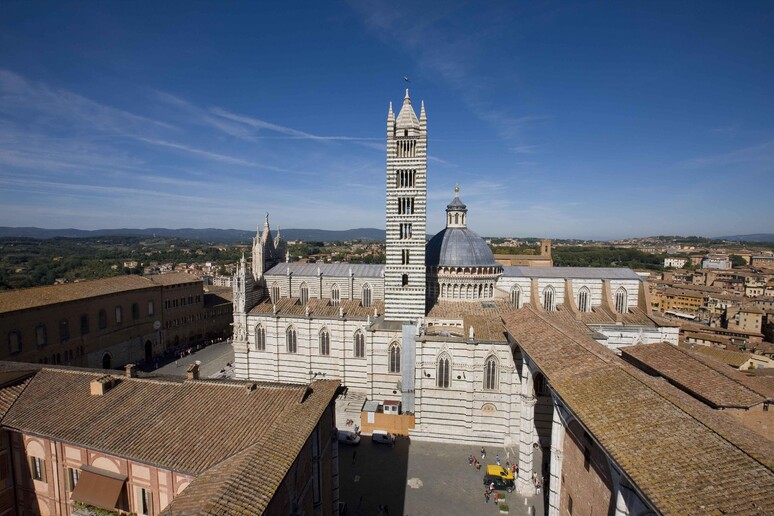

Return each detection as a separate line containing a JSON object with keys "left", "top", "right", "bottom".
{"left": 506, "top": 450, "right": 510, "bottom": 462}
{"left": 384, "top": 505, "right": 389, "bottom": 515}
{"left": 494, "top": 492, "right": 499, "bottom": 505}
{"left": 481, "top": 447, "right": 486, "bottom": 459}
{"left": 352, "top": 450, "right": 357, "bottom": 465}
{"left": 484, "top": 490, "right": 490, "bottom": 503}
{"left": 489, "top": 481, "right": 495, "bottom": 492}
{"left": 468, "top": 455, "right": 474, "bottom": 465}
{"left": 495, "top": 454, "right": 500, "bottom": 465}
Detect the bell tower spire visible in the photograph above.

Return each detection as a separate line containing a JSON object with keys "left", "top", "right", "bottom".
{"left": 385, "top": 90, "right": 427, "bottom": 322}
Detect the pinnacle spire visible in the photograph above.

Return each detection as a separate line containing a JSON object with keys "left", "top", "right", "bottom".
{"left": 405, "top": 88, "right": 410, "bottom": 100}
{"left": 388, "top": 101, "right": 394, "bottom": 120}
{"left": 264, "top": 212, "right": 269, "bottom": 228}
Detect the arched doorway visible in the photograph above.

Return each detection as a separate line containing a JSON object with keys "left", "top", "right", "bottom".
{"left": 145, "top": 340, "right": 153, "bottom": 362}
{"left": 102, "top": 353, "right": 111, "bottom": 369}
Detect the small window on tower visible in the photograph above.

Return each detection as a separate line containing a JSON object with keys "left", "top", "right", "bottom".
{"left": 404, "top": 129, "right": 408, "bottom": 137}
{"left": 402, "top": 274, "right": 409, "bottom": 287}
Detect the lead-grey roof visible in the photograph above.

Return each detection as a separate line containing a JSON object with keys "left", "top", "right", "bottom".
{"left": 426, "top": 227, "right": 498, "bottom": 267}
{"left": 502, "top": 266, "right": 642, "bottom": 280}
{"left": 447, "top": 195, "right": 467, "bottom": 210}
{"left": 264, "top": 262, "right": 384, "bottom": 278}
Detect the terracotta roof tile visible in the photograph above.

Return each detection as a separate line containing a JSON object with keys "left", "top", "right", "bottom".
{"left": 502, "top": 306, "right": 774, "bottom": 514}
{"left": 161, "top": 379, "right": 340, "bottom": 515}
{"left": 620, "top": 342, "right": 766, "bottom": 408}
{"left": 249, "top": 296, "right": 383, "bottom": 319}
{"left": 688, "top": 345, "right": 759, "bottom": 368}
{"left": 0, "top": 275, "right": 155, "bottom": 314}
{"left": 0, "top": 364, "right": 336, "bottom": 476}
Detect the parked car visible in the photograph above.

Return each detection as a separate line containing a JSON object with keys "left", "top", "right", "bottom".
{"left": 337, "top": 430, "right": 361, "bottom": 446}
{"left": 484, "top": 469, "right": 515, "bottom": 492}
{"left": 371, "top": 430, "right": 396, "bottom": 446}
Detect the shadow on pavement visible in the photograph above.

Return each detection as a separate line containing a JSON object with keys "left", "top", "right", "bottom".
{"left": 339, "top": 433, "right": 410, "bottom": 516}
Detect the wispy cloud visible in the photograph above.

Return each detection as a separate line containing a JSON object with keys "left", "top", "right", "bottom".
{"left": 348, "top": 1, "right": 549, "bottom": 155}
{"left": 133, "top": 136, "right": 290, "bottom": 172}
{"left": 678, "top": 139, "right": 774, "bottom": 169}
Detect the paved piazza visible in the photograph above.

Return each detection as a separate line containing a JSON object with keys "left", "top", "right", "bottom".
{"left": 153, "top": 340, "right": 235, "bottom": 379}
{"left": 339, "top": 437, "right": 544, "bottom": 516}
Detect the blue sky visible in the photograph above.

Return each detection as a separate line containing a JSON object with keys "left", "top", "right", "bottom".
{"left": 1, "top": 1, "right": 772, "bottom": 239}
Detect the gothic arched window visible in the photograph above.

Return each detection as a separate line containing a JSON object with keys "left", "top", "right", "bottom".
{"left": 354, "top": 330, "right": 365, "bottom": 358}
{"left": 615, "top": 287, "right": 628, "bottom": 314}
{"left": 510, "top": 286, "right": 522, "bottom": 308}
{"left": 484, "top": 356, "right": 498, "bottom": 391}
{"left": 319, "top": 328, "right": 330, "bottom": 356}
{"left": 389, "top": 342, "right": 401, "bottom": 373}
{"left": 255, "top": 324, "right": 265, "bottom": 351}
{"left": 362, "top": 284, "right": 372, "bottom": 308}
{"left": 534, "top": 373, "right": 548, "bottom": 396}
{"left": 331, "top": 284, "right": 340, "bottom": 306}
{"left": 286, "top": 326, "right": 297, "bottom": 353}
{"left": 299, "top": 283, "right": 309, "bottom": 305}
{"left": 578, "top": 286, "right": 590, "bottom": 313}
{"left": 271, "top": 283, "right": 280, "bottom": 302}
{"left": 543, "top": 286, "right": 556, "bottom": 312}
{"left": 437, "top": 355, "right": 451, "bottom": 388}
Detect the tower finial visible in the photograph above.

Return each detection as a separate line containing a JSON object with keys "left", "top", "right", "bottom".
{"left": 455, "top": 183, "right": 459, "bottom": 195}
{"left": 405, "top": 88, "right": 410, "bottom": 100}
{"left": 264, "top": 212, "right": 269, "bottom": 227}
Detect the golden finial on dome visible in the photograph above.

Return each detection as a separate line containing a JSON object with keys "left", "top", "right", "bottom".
{"left": 454, "top": 183, "right": 459, "bottom": 194}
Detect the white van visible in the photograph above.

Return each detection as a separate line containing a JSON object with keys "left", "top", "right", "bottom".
{"left": 371, "top": 430, "right": 396, "bottom": 446}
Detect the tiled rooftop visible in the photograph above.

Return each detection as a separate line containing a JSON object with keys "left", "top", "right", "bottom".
{"left": 249, "top": 296, "right": 384, "bottom": 320}
{"left": 688, "top": 345, "right": 759, "bottom": 368}
{"left": 264, "top": 262, "right": 384, "bottom": 278}
{"left": 502, "top": 266, "right": 641, "bottom": 280}
{"left": 0, "top": 363, "right": 338, "bottom": 477}
{"left": 0, "top": 275, "right": 155, "bottom": 314}
{"left": 502, "top": 306, "right": 774, "bottom": 514}
{"left": 620, "top": 342, "right": 766, "bottom": 408}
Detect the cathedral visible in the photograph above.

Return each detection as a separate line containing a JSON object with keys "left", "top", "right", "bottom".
{"left": 231, "top": 90, "right": 678, "bottom": 445}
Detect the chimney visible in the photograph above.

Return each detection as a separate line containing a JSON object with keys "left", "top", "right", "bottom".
{"left": 90, "top": 375, "right": 115, "bottom": 396}
{"left": 186, "top": 362, "right": 200, "bottom": 381}
{"left": 125, "top": 364, "right": 138, "bottom": 378}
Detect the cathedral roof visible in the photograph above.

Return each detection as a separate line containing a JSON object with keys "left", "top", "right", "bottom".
{"left": 264, "top": 262, "right": 384, "bottom": 278}
{"left": 395, "top": 89, "right": 420, "bottom": 129}
{"left": 426, "top": 227, "right": 498, "bottom": 268}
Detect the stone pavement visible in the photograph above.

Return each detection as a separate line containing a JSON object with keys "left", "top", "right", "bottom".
{"left": 339, "top": 437, "right": 545, "bottom": 516}
{"left": 152, "top": 340, "right": 235, "bottom": 379}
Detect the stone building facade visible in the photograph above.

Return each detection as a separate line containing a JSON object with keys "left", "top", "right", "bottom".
{"left": 0, "top": 273, "right": 231, "bottom": 371}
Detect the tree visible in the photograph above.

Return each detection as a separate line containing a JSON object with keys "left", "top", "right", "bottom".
{"left": 730, "top": 254, "right": 746, "bottom": 268}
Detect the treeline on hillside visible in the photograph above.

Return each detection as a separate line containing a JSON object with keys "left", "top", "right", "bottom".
{"left": 0, "top": 236, "right": 243, "bottom": 290}
{"left": 552, "top": 247, "right": 663, "bottom": 269}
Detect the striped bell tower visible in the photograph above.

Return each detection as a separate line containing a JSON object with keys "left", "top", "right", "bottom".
{"left": 385, "top": 89, "right": 427, "bottom": 321}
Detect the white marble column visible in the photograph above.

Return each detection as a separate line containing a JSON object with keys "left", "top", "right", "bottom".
{"left": 548, "top": 401, "right": 566, "bottom": 516}
{"left": 517, "top": 394, "right": 537, "bottom": 494}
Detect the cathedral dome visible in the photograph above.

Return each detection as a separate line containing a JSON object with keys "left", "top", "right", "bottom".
{"left": 426, "top": 186, "right": 498, "bottom": 268}
{"left": 426, "top": 227, "right": 498, "bottom": 267}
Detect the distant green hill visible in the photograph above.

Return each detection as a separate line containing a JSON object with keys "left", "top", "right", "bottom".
{"left": 0, "top": 226, "right": 386, "bottom": 243}
{"left": 716, "top": 233, "right": 774, "bottom": 243}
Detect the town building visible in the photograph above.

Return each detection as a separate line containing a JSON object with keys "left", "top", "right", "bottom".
{"left": 493, "top": 240, "right": 554, "bottom": 267}
{"left": 0, "top": 362, "right": 340, "bottom": 515}
{"left": 702, "top": 254, "right": 732, "bottom": 270}
{"left": 0, "top": 273, "right": 231, "bottom": 371}
{"left": 663, "top": 256, "right": 687, "bottom": 269}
